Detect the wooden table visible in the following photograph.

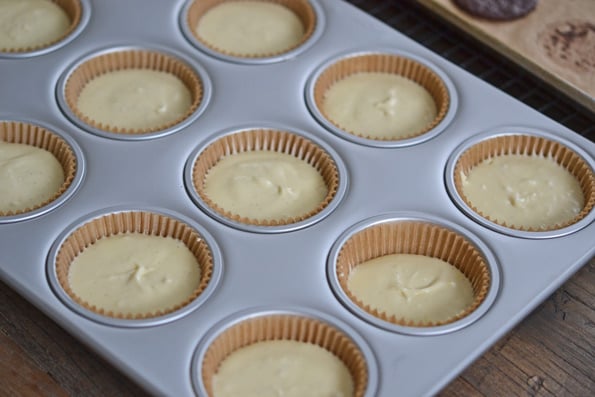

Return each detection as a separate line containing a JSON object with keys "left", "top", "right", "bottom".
{"left": 1, "top": 256, "right": 593, "bottom": 396}
{"left": 1, "top": 1, "right": 594, "bottom": 396}
{"left": 415, "top": 0, "right": 595, "bottom": 112}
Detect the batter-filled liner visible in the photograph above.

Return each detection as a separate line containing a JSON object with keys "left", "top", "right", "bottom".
{"left": 0, "top": 121, "right": 76, "bottom": 217}
{"left": 54, "top": 210, "right": 214, "bottom": 320}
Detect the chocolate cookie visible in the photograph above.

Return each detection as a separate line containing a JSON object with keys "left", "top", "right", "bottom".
{"left": 453, "top": 0, "right": 538, "bottom": 21}
{"left": 538, "top": 20, "right": 595, "bottom": 74}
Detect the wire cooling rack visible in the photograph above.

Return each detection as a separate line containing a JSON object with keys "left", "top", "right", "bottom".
{"left": 345, "top": 0, "right": 595, "bottom": 142}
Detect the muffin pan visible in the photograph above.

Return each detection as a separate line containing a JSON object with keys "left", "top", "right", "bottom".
{"left": 0, "top": 1, "right": 594, "bottom": 396}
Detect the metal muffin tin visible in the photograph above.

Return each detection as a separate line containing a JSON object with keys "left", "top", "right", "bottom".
{"left": 0, "top": 1, "right": 594, "bottom": 396}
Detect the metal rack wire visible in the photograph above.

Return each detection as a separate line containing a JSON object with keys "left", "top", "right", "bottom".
{"left": 346, "top": 0, "right": 595, "bottom": 141}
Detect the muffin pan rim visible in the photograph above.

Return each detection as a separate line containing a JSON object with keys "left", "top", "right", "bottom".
{"left": 444, "top": 126, "right": 595, "bottom": 239}
{"left": 327, "top": 212, "right": 501, "bottom": 336}
{"left": 178, "top": 0, "right": 327, "bottom": 65}
{"left": 55, "top": 44, "right": 213, "bottom": 141}
{"left": 0, "top": 118, "right": 86, "bottom": 224}
{"left": 304, "top": 48, "right": 459, "bottom": 148}
{"left": 189, "top": 305, "right": 380, "bottom": 397}
{"left": 183, "top": 123, "right": 350, "bottom": 234}
{"left": 0, "top": 0, "right": 91, "bottom": 59}
{"left": 45, "top": 205, "right": 224, "bottom": 328}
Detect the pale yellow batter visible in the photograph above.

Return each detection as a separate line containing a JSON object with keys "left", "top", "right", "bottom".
{"left": 323, "top": 72, "right": 437, "bottom": 139}
{"left": 204, "top": 151, "right": 327, "bottom": 220}
{"left": 348, "top": 254, "right": 474, "bottom": 323}
{"left": 213, "top": 340, "right": 354, "bottom": 397}
{"left": 461, "top": 154, "right": 584, "bottom": 229}
{"left": 0, "top": 0, "right": 70, "bottom": 50}
{"left": 0, "top": 142, "right": 64, "bottom": 213}
{"left": 76, "top": 69, "right": 192, "bottom": 130}
{"left": 68, "top": 234, "right": 201, "bottom": 315}
{"left": 195, "top": 1, "right": 304, "bottom": 56}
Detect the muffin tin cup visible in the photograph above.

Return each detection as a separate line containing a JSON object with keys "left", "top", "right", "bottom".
{"left": 184, "top": 124, "right": 348, "bottom": 233}
{"left": 191, "top": 306, "right": 378, "bottom": 397}
{"left": 306, "top": 49, "right": 458, "bottom": 148}
{"left": 445, "top": 127, "right": 595, "bottom": 239}
{"left": 327, "top": 213, "right": 500, "bottom": 336}
{"left": 46, "top": 207, "right": 223, "bottom": 328}
{"left": 0, "top": 120, "right": 84, "bottom": 223}
{"left": 56, "top": 45, "right": 212, "bottom": 140}
{"left": 0, "top": 0, "right": 90, "bottom": 58}
{"left": 180, "top": 0, "right": 325, "bottom": 64}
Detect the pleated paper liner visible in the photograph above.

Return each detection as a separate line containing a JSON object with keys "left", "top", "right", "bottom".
{"left": 62, "top": 48, "right": 204, "bottom": 135}
{"left": 452, "top": 133, "right": 595, "bottom": 232}
{"left": 53, "top": 210, "right": 214, "bottom": 320}
{"left": 185, "top": 0, "right": 317, "bottom": 59}
{"left": 0, "top": 0, "right": 82, "bottom": 54}
{"left": 0, "top": 121, "right": 76, "bottom": 217}
{"left": 334, "top": 220, "right": 491, "bottom": 328}
{"left": 311, "top": 52, "right": 450, "bottom": 141}
{"left": 199, "top": 313, "right": 369, "bottom": 397}
{"left": 191, "top": 128, "right": 339, "bottom": 227}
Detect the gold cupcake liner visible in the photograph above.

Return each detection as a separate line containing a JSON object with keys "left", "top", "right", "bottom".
{"left": 54, "top": 210, "right": 214, "bottom": 320}
{"left": 0, "top": 0, "right": 82, "bottom": 53}
{"left": 335, "top": 220, "right": 491, "bottom": 327}
{"left": 453, "top": 134, "right": 595, "bottom": 232}
{"left": 64, "top": 49, "right": 204, "bottom": 134}
{"left": 200, "top": 313, "right": 369, "bottom": 397}
{"left": 312, "top": 53, "right": 450, "bottom": 141}
{"left": 186, "top": 0, "right": 317, "bottom": 58}
{"left": 191, "top": 128, "right": 339, "bottom": 226}
{"left": 0, "top": 121, "right": 76, "bottom": 217}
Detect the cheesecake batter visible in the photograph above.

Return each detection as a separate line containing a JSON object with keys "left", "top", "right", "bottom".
{"left": 0, "top": 142, "right": 64, "bottom": 213}
{"left": 0, "top": 0, "right": 70, "bottom": 50}
{"left": 195, "top": 1, "right": 304, "bottom": 56}
{"left": 68, "top": 234, "right": 201, "bottom": 315}
{"left": 348, "top": 253, "right": 474, "bottom": 323}
{"left": 212, "top": 340, "right": 354, "bottom": 397}
{"left": 461, "top": 154, "right": 584, "bottom": 229}
{"left": 323, "top": 72, "right": 437, "bottom": 139}
{"left": 77, "top": 69, "right": 192, "bottom": 130}
{"left": 204, "top": 151, "right": 328, "bottom": 220}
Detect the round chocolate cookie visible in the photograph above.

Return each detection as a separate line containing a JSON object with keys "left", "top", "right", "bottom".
{"left": 453, "top": 0, "right": 538, "bottom": 21}
{"left": 537, "top": 20, "right": 595, "bottom": 74}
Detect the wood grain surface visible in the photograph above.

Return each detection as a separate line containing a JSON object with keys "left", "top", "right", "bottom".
{"left": 1, "top": 256, "right": 593, "bottom": 396}
{"left": 415, "top": 0, "right": 595, "bottom": 112}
